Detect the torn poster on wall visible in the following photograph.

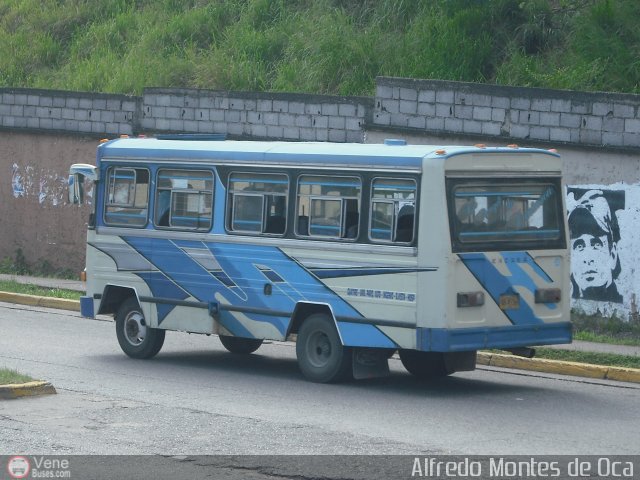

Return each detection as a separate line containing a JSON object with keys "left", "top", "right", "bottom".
{"left": 10, "top": 163, "right": 92, "bottom": 206}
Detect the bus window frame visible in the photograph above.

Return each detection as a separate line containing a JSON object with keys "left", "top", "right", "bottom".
{"left": 154, "top": 168, "right": 214, "bottom": 232}
{"left": 103, "top": 166, "right": 150, "bottom": 229}
{"left": 230, "top": 192, "right": 266, "bottom": 233}
{"left": 368, "top": 177, "right": 417, "bottom": 245}
{"left": 226, "top": 171, "right": 289, "bottom": 237}
{"left": 309, "top": 196, "right": 344, "bottom": 239}
{"left": 295, "top": 173, "right": 362, "bottom": 242}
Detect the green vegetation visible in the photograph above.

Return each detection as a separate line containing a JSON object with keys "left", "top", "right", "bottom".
{"left": 572, "top": 310, "right": 640, "bottom": 346}
{"left": 0, "top": 367, "right": 35, "bottom": 385}
{"left": 0, "top": 280, "right": 82, "bottom": 301}
{"left": 1, "top": 0, "right": 638, "bottom": 96}
{"left": 533, "top": 348, "right": 640, "bottom": 369}
{"left": 574, "top": 331, "right": 640, "bottom": 347}
{"left": 0, "top": 249, "right": 77, "bottom": 279}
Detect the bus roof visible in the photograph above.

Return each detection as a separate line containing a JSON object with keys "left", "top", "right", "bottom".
{"left": 97, "top": 138, "right": 559, "bottom": 171}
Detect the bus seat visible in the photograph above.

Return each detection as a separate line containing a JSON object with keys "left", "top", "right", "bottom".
{"left": 158, "top": 209, "right": 170, "bottom": 226}
{"left": 265, "top": 215, "right": 286, "bottom": 234}
{"left": 297, "top": 215, "right": 309, "bottom": 236}
{"left": 395, "top": 205, "right": 414, "bottom": 242}
{"left": 344, "top": 211, "right": 359, "bottom": 238}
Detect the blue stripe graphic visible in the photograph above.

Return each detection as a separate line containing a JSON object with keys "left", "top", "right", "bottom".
{"left": 117, "top": 236, "right": 397, "bottom": 346}
{"left": 458, "top": 252, "right": 557, "bottom": 326}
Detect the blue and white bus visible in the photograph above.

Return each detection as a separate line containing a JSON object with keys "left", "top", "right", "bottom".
{"left": 69, "top": 137, "right": 571, "bottom": 382}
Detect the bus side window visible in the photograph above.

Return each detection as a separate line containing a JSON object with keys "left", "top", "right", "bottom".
{"left": 155, "top": 169, "right": 214, "bottom": 231}
{"left": 227, "top": 172, "right": 288, "bottom": 236}
{"left": 370, "top": 178, "right": 417, "bottom": 244}
{"left": 104, "top": 167, "right": 150, "bottom": 228}
{"left": 296, "top": 175, "right": 361, "bottom": 240}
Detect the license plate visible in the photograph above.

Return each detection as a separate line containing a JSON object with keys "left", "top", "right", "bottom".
{"left": 499, "top": 294, "right": 520, "bottom": 310}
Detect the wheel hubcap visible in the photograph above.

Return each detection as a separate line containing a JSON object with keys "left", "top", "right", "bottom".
{"left": 124, "top": 311, "right": 147, "bottom": 347}
{"left": 307, "top": 331, "right": 332, "bottom": 367}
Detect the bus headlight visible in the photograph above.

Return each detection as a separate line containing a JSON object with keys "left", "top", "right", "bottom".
{"left": 457, "top": 291, "right": 485, "bottom": 307}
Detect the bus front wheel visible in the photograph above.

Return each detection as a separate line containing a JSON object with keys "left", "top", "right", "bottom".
{"left": 116, "top": 298, "right": 165, "bottom": 359}
{"left": 219, "top": 335, "right": 263, "bottom": 354}
{"left": 296, "top": 314, "right": 352, "bottom": 383}
{"left": 399, "top": 350, "right": 452, "bottom": 379}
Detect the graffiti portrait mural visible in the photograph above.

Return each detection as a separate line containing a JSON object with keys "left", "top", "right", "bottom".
{"left": 566, "top": 188, "right": 625, "bottom": 303}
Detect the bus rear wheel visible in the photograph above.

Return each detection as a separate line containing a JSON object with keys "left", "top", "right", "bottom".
{"left": 219, "top": 335, "right": 263, "bottom": 354}
{"left": 399, "top": 350, "right": 452, "bottom": 379}
{"left": 116, "top": 298, "right": 165, "bottom": 359}
{"left": 296, "top": 314, "right": 352, "bottom": 383}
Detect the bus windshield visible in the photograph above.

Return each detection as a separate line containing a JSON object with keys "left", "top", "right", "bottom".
{"left": 448, "top": 178, "right": 565, "bottom": 251}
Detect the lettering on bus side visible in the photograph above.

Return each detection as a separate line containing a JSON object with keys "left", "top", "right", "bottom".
{"left": 346, "top": 288, "right": 416, "bottom": 302}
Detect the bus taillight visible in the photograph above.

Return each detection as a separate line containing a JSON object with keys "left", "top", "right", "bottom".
{"left": 535, "top": 288, "right": 561, "bottom": 304}
{"left": 457, "top": 291, "right": 485, "bottom": 308}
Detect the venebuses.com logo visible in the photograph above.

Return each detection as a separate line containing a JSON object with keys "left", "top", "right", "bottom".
{"left": 6, "top": 456, "right": 30, "bottom": 479}
{"left": 5, "top": 456, "right": 71, "bottom": 479}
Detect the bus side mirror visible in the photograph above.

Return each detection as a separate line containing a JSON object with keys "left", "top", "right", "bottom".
{"left": 68, "top": 174, "right": 85, "bottom": 204}
{"left": 68, "top": 164, "right": 98, "bottom": 205}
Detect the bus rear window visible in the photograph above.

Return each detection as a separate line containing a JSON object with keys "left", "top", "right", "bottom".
{"left": 448, "top": 179, "right": 565, "bottom": 251}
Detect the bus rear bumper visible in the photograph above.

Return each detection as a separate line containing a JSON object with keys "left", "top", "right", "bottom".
{"left": 417, "top": 322, "right": 572, "bottom": 352}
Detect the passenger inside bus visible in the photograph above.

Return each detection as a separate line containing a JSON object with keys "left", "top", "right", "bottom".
{"left": 395, "top": 204, "right": 414, "bottom": 242}
{"left": 157, "top": 190, "right": 171, "bottom": 226}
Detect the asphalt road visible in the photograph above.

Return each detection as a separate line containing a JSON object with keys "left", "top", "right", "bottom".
{"left": 1, "top": 302, "right": 639, "bottom": 477}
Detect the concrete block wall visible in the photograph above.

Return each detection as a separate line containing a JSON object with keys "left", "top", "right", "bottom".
{"left": 140, "top": 88, "right": 372, "bottom": 143}
{"left": 373, "top": 77, "right": 640, "bottom": 149}
{"left": 0, "top": 88, "right": 137, "bottom": 136}
{"left": 2, "top": 80, "right": 638, "bottom": 149}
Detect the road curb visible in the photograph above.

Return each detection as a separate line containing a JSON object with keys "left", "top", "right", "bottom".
{"left": 0, "top": 291, "right": 80, "bottom": 311}
{"left": 477, "top": 352, "right": 640, "bottom": 384}
{"left": 0, "top": 381, "right": 57, "bottom": 400}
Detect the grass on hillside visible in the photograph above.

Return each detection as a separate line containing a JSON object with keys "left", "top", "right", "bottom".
{"left": 0, "top": 367, "right": 35, "bottom": 386}
{"left": 1, "top": 0, "right": 638, "bottom": 96}
{"left": 0, "top": 280, "right": 82, "bottom": 301}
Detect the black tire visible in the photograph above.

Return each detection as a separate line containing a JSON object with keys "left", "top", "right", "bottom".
{"left": 296, "top": 313, "right": 352, "bottom": 383}
{"left": 219, "top": 335, "right": 263, "bottom": 354}
{"left": 399, "top": 350, "right": 453, "bottom": 379}
{"left": 115, "top": 298, "right": 165, "bottom": 359}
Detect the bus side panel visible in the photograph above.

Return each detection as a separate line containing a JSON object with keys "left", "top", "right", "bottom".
{"left": 89, "top": 234, "right": 418, "bottom": 347}
{"left": 85, "top": 231, "right": 157, "bottom": 326}
{"left": 283, "top": 245, "right": 419, "bottom": 325}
